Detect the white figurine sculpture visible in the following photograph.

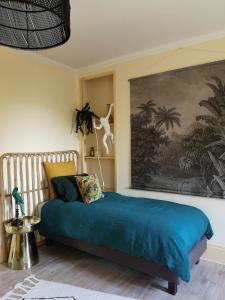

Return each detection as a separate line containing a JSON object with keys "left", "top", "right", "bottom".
{"left": 93, "top": 104, "right": 114, "bottom": 155}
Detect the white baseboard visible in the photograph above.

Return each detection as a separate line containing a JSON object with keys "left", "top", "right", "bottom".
{"left": 202, "top": 244, "right": 225, "bottom": 265}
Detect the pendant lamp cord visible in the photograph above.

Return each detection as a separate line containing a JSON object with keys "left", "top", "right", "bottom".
{"left": 94, "top": 126, "right": 105, "bottom": 192}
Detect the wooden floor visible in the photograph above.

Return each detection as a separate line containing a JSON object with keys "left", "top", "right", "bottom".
{"left": 0, "top": 243, "right": 225, "bottom": 300}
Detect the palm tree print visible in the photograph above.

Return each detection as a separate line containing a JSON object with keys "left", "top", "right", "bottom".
{"left": 196, "top": 76, "right": 225, "bottom": 131}
{"left": 195, "top": 77, "right": 225, "bottom": 196}
{"left": 154, "top": 107, "right": 181, "bottom": 130}
{"left": 137, "top": 100, "right": 156, "bottom": 127}
{"left": 131, "top": 99, "right": 181, "bottom": 187}
{"left": 131, "top": 61, "right": 225, "bottom": 199}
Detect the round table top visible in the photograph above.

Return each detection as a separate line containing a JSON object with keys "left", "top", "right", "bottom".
{"left": 5, "top": 216, "right": 41, "bottom": 234}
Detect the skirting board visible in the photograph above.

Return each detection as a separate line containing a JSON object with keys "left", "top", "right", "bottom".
{"left": 202, "top": 244, "right": 225, "bottom": 265}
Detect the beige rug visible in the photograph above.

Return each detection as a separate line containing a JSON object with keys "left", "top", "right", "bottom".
{"left": 1, "top": 276, "right": 137, "bottom": 300}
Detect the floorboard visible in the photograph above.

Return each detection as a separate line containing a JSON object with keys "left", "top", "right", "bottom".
{"left": 0, "top": 243, "right": 224, "bottom": 300}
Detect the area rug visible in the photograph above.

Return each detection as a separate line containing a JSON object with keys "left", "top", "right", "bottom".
{"left": 1, "top": 276, "right": 137, "bottom": 300}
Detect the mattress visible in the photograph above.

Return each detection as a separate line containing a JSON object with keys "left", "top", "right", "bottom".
{"left": 38, "top": 192, "right": 213, "bottom": 282}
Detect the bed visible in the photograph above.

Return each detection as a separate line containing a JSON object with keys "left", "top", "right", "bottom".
{"left": 0, "top": 150, "right": 213, "bottom": 296}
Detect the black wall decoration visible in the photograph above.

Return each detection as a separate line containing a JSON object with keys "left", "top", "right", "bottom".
{"left": 130, "top": 60, "right": 225, "bottom": 199}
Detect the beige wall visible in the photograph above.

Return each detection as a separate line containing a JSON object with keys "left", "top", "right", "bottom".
{"left": 0, "top": 48, "right": 78, "bottom": 154}
{"left": 1, "top": 37, "right": 225, "bottom": 257}
{"left": 80, "top": 37, "right": 225, "bottom": 248}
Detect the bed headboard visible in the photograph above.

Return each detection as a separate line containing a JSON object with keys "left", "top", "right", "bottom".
{"left": 0, "top": 150, "right": 80, "bottom": 263}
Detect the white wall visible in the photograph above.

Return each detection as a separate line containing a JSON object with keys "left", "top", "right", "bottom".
{"left": 0, "top": 47, "right": 78, "bottom": 154}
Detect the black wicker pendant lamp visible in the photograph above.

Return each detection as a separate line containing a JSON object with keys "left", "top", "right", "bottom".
{"left": 0, "top": 0, "right": 70, "bottom": 50}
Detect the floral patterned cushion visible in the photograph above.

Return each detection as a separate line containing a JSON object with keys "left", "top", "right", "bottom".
{"left": 75, "top": 174, "right": 104, "bottom": 204}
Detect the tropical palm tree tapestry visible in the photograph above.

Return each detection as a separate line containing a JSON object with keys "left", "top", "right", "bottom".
{"left": 130, "top": 60, "right": 225, "bottom": 199}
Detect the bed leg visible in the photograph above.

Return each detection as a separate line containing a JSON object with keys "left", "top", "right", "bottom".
{"left": 168, "top": 282, "right": 177, "bottom": 295}
{"left": 45, "top": 238, "right": 53, "bottom": 246}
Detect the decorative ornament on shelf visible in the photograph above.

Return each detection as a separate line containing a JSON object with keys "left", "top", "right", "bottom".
{"left": 89, "top": 147, "right": 95, "bottom": 157}
{"left": 93, "top": 104, "right": 115, "bottom": 155}
{"left": 0, "top": 0, "right": 71, "bottom": 50}
{"left": 75, "top": 103, "right": 99, "bottom": 135}
{"left": 11, "top": 187, "right": 25, "bottom": 227}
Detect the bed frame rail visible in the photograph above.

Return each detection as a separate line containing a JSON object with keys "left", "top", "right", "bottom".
{"left": 0, "top": 150, "right": 80, "bottom": 263}
{"left": 44, "top": 234, "right": 207, "bottom": 295}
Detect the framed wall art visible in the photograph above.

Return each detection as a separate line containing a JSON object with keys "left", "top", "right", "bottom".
{"left": 130, "top": 60, "right": 225, "bottom": 199}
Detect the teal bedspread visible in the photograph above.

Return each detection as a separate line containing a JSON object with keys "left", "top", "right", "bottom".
{"left": 38, "top": 192, "right": 213, "bottom": 282}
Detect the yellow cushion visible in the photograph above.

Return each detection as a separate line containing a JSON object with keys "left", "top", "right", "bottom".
{"left": 44, "top": 161, "right": 76, "bottom": 199}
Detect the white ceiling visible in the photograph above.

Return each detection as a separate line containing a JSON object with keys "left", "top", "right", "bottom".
{"left": 38, "top": 0, "right": 225, "bottom": 70}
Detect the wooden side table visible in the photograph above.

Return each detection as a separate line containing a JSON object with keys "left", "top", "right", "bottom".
{"left": 4, "top": 216, "right": 40, "bottom": 270}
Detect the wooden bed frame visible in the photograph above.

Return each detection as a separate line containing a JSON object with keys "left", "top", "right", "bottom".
{"left": 0, "top": 150, "right": 207, "bottom": 295}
